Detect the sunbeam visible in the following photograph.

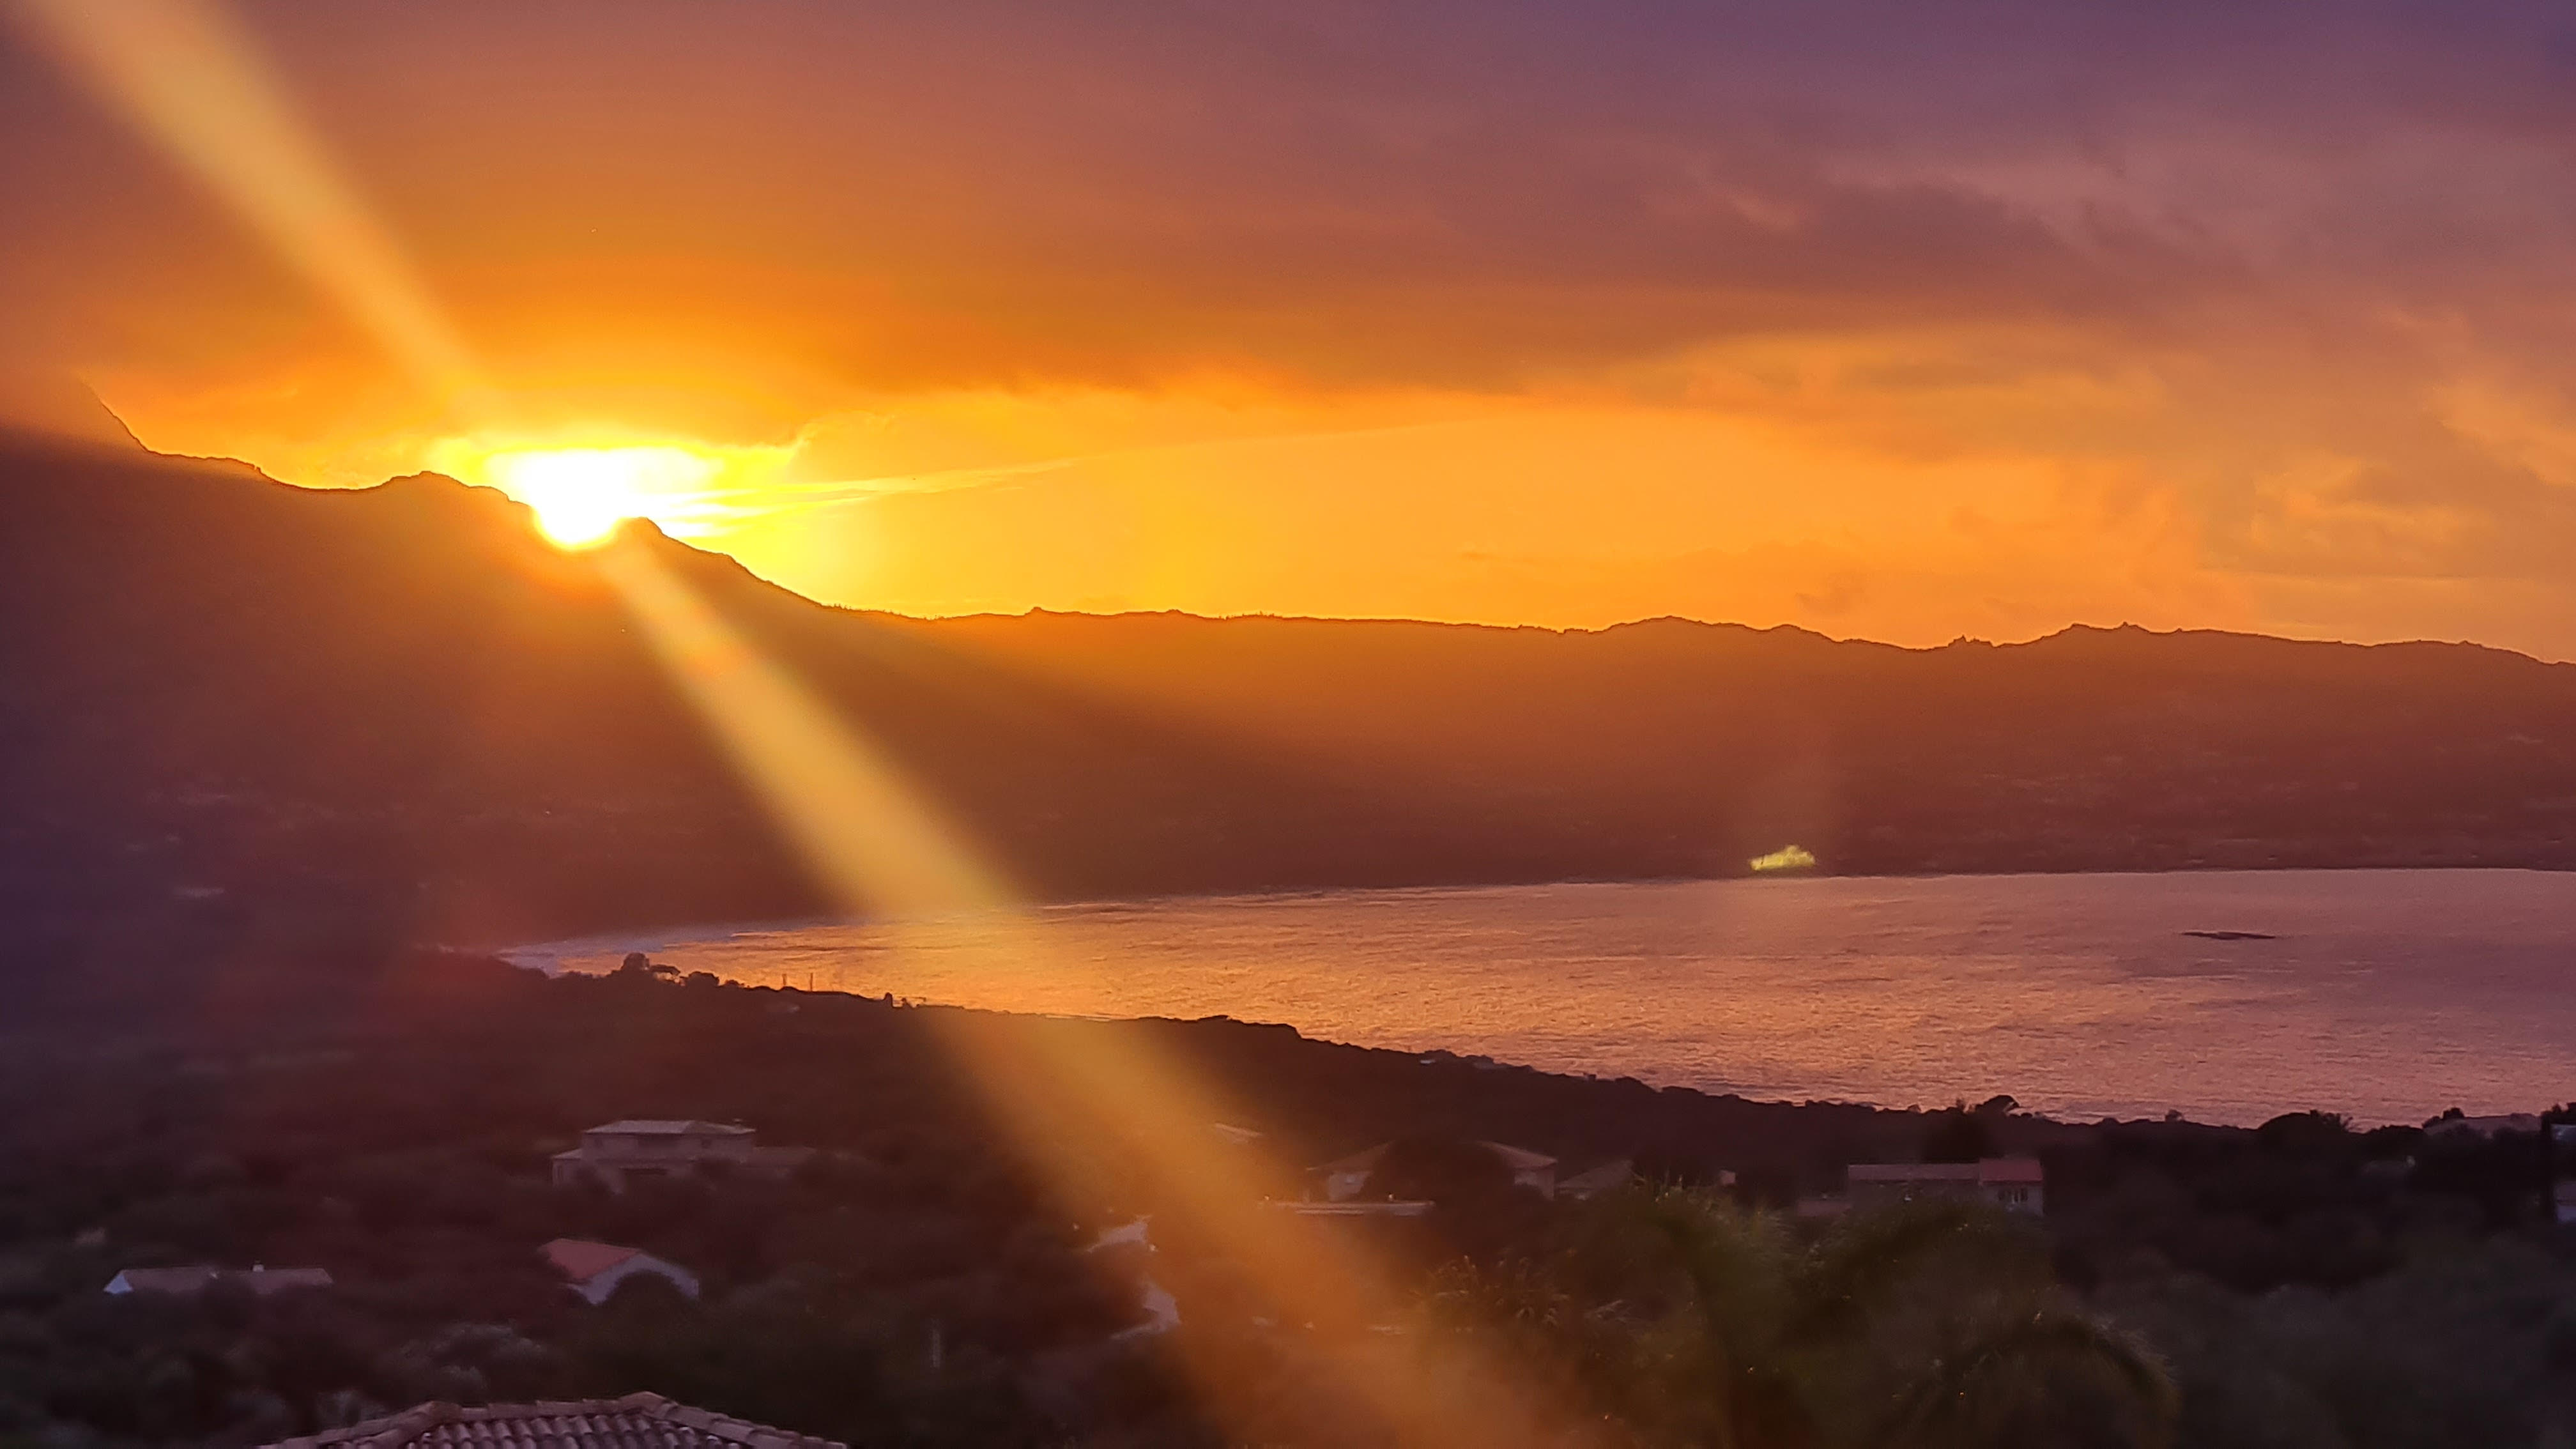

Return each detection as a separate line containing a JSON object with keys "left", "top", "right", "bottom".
{"left": 9, "top": 0, "right": 486, "bottom": 408}
{"left": 592, "top": 535, "right": 1583, "bottom": 1445}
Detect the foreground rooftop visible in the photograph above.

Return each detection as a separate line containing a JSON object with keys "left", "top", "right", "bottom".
{"left": 258, "top": 1392, "right": 844, "bottom": 1449}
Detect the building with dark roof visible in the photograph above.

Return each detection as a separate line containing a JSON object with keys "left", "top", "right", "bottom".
{"left": 1311, "top": 1140, "right": 1560, "bottom": 1202}
{"left": 551, "top": 1119, "right": 813, "bottom": 1192}
{"left": 1844, "top": 1157, "right": 2046, "bottom": 1215}
{"left": 257, "top": 1391, "right": 843, "bottom": 1449}
{"left": 105, "top": 1265, "right": 332, "bottom": 1296}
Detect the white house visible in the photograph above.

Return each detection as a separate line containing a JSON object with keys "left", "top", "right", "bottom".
{"left": 1084, "top": 1218, "right": 1179, "bottom": 1338}
{"left": 543, "top": 1239, "right": 701, "bottom": 1304}
{"left": 551, "top": 1120, "right": 813, "bottom": 1192}
{"left": 2426, "top": 1113, "right": 2543, "bottom": 1142}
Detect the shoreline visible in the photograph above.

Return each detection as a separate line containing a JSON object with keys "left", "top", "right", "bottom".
{"left": 489, "top": 866, "right": 2576, "bottom": 1131}
{"left": 493, "top": 859, "right": 2575, "bottom": 957}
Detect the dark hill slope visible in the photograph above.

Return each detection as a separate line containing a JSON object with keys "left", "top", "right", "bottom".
{"left": 913, "top": 608, "right": 2576, "bottom": 878}
{"left": 4, "top": 433, "right": 2573, "bottom": 1001}
{"left": 0, "top": 436, "right": 1417, "bottom": 988}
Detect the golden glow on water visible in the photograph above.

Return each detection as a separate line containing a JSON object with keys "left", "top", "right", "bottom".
{"left": 525, "top": 870, "right": 2576, "bottom": 1128}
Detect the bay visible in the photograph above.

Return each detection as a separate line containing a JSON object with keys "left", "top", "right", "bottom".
{"left": 509, "top": 868, "right": 2576, "bottom": 1126}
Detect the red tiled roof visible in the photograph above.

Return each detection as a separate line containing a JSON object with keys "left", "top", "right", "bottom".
{"left": 542, "top": 1239, "right": 643, "bottom": 1284}
{"left": 259, "top": 1392, "right": 844, "bottom": 1449}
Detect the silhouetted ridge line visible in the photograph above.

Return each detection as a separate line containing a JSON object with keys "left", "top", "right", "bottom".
{"left": 3, "top": 434, "right": 2572, "bottom": 1007}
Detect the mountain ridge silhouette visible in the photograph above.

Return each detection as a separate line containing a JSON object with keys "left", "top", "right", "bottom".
{"left": 5, "top": 432, "right": 2572, "bottom": 1004}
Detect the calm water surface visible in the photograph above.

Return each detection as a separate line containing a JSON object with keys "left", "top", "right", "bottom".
{"left": 509, "top": 870, "right": 2576, "bottom": 1126}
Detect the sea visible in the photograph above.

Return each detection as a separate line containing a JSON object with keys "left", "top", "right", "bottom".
{"left": 505, "top": 868, "right": 2576, "bottom": 1127}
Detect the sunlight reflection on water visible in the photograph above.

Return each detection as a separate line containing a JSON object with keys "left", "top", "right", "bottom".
{"left": 510, "top": 869, "right": 2576, "bottom": 1126}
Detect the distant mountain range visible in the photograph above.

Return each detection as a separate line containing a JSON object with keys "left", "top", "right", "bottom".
{"left": 6, "top": 429, "right": 2573, "bottom": 998}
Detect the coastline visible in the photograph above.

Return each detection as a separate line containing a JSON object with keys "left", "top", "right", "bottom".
{"left": 494, "top": 866, "right": 2576, "bottom": 1130}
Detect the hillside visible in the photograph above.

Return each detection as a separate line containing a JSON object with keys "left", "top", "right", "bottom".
{"left": 5, "top": 431, "right": 2575, "bottom": 1002}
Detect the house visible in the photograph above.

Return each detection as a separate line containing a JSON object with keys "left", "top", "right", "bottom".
{"left": 1310, "top": 1140, "right": 1559, "bottom": 1201}
{"left": 105, "top": 1265, "right": 332, "bottom": 1296}
{"left": 256, "top": 1391, "right": 843, "bottom": 1449}
{"left": 1558, "top": 1159, "right": 1637, "bottom": 1200}
{"left": 1084, "top": 1218, "right": 1180, "bottom": 1338}
{"left": 1485, "top": 1142, "right": 1558, "bottom": 1197}
{"left": 1845, "top": 1157, "right": 2046, "bottom": 1215}
{"left": 550, "top": 1119, "right": 814, "bottom": 1192}
{"left": 1556, "top": 1160, "right": 1739, "bottom": 1200}
{"left": 2426, "top": 1112, "right": 2543, "bottom": 1142}
{"left": 543, "top": 1238, "right": 701, "bottom": 1304}
{"left": 1269, "top": 1199, "right": 1434, "bottom": 1218}
{"left": 2556, "top": 1181, "right": 2576, "bottom": 1227}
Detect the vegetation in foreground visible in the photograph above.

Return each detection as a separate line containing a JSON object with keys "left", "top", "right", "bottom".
{"left": 0, "top": 953, "right": 2568, "bottom": 1446}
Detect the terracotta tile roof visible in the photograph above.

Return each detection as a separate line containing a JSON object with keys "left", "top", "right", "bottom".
{"left": 259, "top": 1392, "right": 845, "bottom": 1449}
{"left": 1975, "top": 1157, "right": 2046, "bottom": 1185}
{"left": 542, "top": 1239, "right": 643, "bottom": 1284}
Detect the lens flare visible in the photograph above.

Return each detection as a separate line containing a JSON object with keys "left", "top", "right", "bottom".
{"left": 481, "top": 445, "right": 723, "bottom": 549}
{"left": 10, "top": 0, "right": 485, "bottom": 406}
{"left": 592, "top": 539, "right": 1582, "bottom": 1445}
{"left": 1751, "top": 843, "right": 1818, "bottom": 873}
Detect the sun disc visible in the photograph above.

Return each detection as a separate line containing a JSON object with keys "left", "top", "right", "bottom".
{"left": 478, "top": 445, "right": 719, "bottom": 550}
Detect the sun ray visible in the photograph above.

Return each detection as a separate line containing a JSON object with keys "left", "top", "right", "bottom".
{"left": 9, "top": 0, "right": 486, "bottom": 409}
{"left": 591, "top": 538, "right": 1586, "bottom": 1445}
{"left": 479, "top": 445, "right": 725, "bottom": 549}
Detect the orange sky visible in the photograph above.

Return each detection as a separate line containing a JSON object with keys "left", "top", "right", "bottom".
{"left": 8, "top": 2, "right": 2576, "bottom": 657}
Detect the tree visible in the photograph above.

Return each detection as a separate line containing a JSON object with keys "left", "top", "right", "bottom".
{"left": 1922, "top": 1105, "right": 1998, "bottom": 1165}
{"left": 615, "top": 952, "right": 676, "bottom": 979}
{"left": 1422, "top": 1190, "right": 2179, "bottom": 1449}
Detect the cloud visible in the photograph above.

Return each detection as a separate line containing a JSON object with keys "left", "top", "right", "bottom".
{"left": 10, "top": 1, "right": 2576, "bottom": 650}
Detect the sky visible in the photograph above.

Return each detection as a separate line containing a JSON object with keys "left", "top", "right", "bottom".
{"left": 6, "top": 1, "right": 2576, "bottom": 656}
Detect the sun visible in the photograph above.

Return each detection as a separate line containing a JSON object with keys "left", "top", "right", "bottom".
{"left": 477, "top": 445, "right": 723, "bottom": 549}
